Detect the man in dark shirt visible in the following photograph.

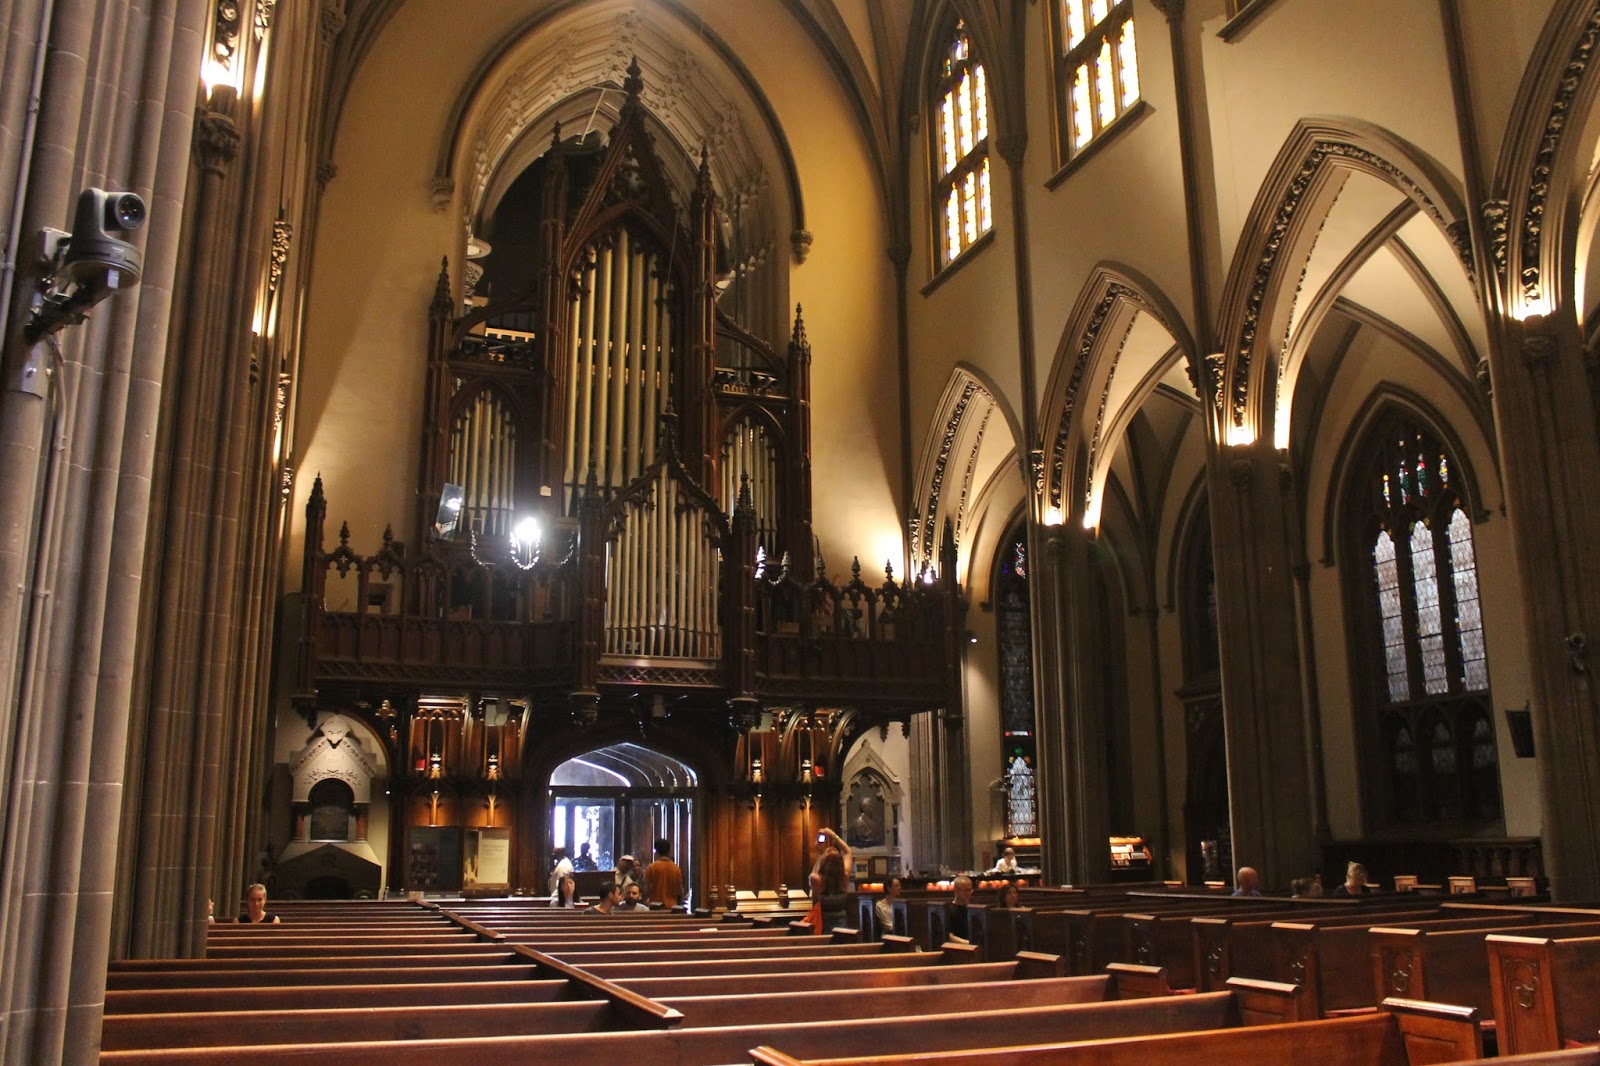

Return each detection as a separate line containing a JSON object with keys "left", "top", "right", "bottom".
{"left": 946, "top": 875, "right": 975, "bottom": 941}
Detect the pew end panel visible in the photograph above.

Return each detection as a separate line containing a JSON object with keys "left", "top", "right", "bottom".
{"left": 1104, "top": 963, "right": 1175, "bottom": 1000}
{"left": 1381, "top": 997, "right": 1484, "bottom": 1064}
{"left": 1488, "top": 933, "right": 1600, "bottom": 1057}
{"left": 1223, "top": 976, "right": 1316, "bottom": 1025}
{"left": 1013, "top": 951, "right": 1066, "bottom": 979}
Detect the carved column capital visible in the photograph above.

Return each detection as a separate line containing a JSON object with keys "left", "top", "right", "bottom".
{"left": 1518, "top": 316, "right": 1557, "bottom": 372}
{"left": 995, "top": 131, "right": 1028, "bottom": 168}
{"left": 1227, "top": 456, "right": 1253, "bottom": 491}
{"left": 790, "top": 229, "right": 814, "bottom": 264}
{"left": 430, "top": 176, "right": 455, "bottom": 212}
{"left": 194, "top": 107, "right": 241, "bottom": 175}
{"left": 316, "top": 160, "right": 338, "bottom": 189}
{"left": 886, "top": 242, "right": 910, "bottom": 269}
{"left": 1148, "top": 0, "right": 1184, "bottom": 21}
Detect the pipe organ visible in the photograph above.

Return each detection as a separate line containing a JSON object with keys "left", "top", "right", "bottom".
{"left": 449, "top": 385, "right": 518, "bottom": 539}
{"left": 562, "top": 230, "right": 672, "bottom": 514}
{"left": 297, "top": 62, "right": 965, "bottom": 899}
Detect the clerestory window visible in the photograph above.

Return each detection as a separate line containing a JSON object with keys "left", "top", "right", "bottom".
{"left": 1053, "top": 0, "right": 1140, "bottom": 160}
{"left": 932, "top": 20, "right": 992, "bottom": 269}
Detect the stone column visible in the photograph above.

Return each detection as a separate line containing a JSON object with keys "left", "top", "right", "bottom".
{"left": 1036, "top": 523, "right": 1113, "bottom": 885}
{"left": 0, "top": 1, "right": 208, "bottom": 1060}
{"left": 1487, "top": 312, "right": 1600, "bottom": 899}
{"left": 1206, "top": 442, "right": 1317, "bottom": 890}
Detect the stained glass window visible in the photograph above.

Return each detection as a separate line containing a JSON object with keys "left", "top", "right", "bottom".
{"left": 933, "top": 21, "right": 992, "bottom": 268}
{"left": 1356, "top": 415, "right": 1499, "bottom": 830}
{"left": 996, "top": 525, "right": 1039, "bottom": 842}
{"left": 1056, "top": 0, "right": 1140, "bottom": 160}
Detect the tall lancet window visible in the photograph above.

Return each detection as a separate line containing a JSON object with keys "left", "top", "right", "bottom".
{"left": 1352, "top": 414, "right": 1500, "bottom": 829}
{"left": 933, "top": 20, "right": 992, "bottom": 269}
{"left": 995, "top": 525, "right": 1037, "bottom": 838}
{"left": 1054, "top": 0, "right": 1140, "bottom": 159}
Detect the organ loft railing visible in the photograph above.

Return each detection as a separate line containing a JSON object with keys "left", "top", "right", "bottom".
{"left": 294, "top": 61, "right": 964, "bottom": 718}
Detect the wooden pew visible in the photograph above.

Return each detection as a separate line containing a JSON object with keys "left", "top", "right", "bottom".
{"left": 1370, "top": 919, "right": 1600, "bottom": 1018}
{"left": 97, "top": 978, "right": 1310, "bottom": 1065}
{"left": 106, "top": 963, "right": 541, "bottom": 989}
{"left": 1487, "top": 931, "right": 1600, "bottom": 1056}
{"left": 614, "top": 955, "right": 1066, "bottom": 999}
{"left": 1190, "top": 902, "right": 1482, "bottom": 992}
{"left": 104, "top": 978, "right": 572, "bottom": 1015}
{"left": 1036, "top": 898, "right": 1300, "bottom": 975}
{"left": 572, "top": 946, "right": 958, "bottom": 981}
{"left": 1268, "top": 911, "right": 1563, "bottom": 1015}
{"left": 748, "top": 997, "right": 1482, "bottom": 1065}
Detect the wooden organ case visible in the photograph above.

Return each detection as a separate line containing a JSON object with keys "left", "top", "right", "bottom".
{"left": 294, "top": 64, "right": 964, "bottom": 899}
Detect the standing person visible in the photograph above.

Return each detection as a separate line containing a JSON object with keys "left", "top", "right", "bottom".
{"left": 614, "top": 854, "right": 639, "bottom": 889}
{"left": 991, "top": 847, "right": 1020, "bottom": 874}
{"left": 812, "top": 826, "right": 853, "bottom": 886}
{"left": 874, "top": 876, "right": 903, "bottom": 937}
{"left": 1233, "top": 866, "right": 1263, "bottom": 897}
{"left": 813, "top": 850, "right": 850, "bottom": 932}
{"left": 237, "top": 883, "right": 281, "bottom": 924}
{"left": 573, "top": 842, "right": 599, "bottom": 872}
{"left": 548, "top": 847, "right": 574, "bottom": 898}
{"left": 644, "top": 837, "right": 684, "bottom": 908}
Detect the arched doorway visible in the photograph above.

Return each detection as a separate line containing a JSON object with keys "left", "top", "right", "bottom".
{"left": 548, "top": 743, "right": 699, "bottom": 902}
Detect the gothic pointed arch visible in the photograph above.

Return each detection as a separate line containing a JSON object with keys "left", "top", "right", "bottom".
{"left": 1320, "top": 385, "right": 1493, "bottom": 569}
{"left": 1490, "top": 0, "right": 1600, "bottom": 318}
{"left": 1037, "top": 264, "right": 1197, "bottom": 521}
{"left": 1215, "top": 117, "right": 1475, "bottom": 444}
{"left": 909, "top": 365, "right": 1021, "bottom": 578}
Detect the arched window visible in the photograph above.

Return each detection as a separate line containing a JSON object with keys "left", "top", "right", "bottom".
{"left": 1052, "top": 0, "right": 1140, "bottom": 160}
{"left": 932, "top": 20, "right": 992, "bottom": 269}
{"left": 994, "top": 524, "right": 1037, "bottom": 838}
{"left": 1350, "top": 414, "right": 1500, "bottom": 829}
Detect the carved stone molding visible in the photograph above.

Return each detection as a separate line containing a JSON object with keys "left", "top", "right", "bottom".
{"left": 212, "top": 0, "right": 240, "bottom": 71}
{"left": 254, "top": 0, "right": 276, "bottom": 41}
{"left": 1518, "top": 3, "right": 1600, "bottom": 305}
{"left": 269, "top": 218, "right": 292, "bottom": 293}
{"left": 1230, "top": 138, "right": 1469, "bottom": 431}
{"left": 1481, "top": 199, "right": 1510, "bottom": 280}
{"left": 194, "top": 109, "right": 241, "bottom": 175}
{"left": 319, "top": 0, "right": 347, "bottom": 48}
{"left": 1048, "top": 282, "right": 1135, "bottom": 507}
{"left": 918, "top": 382, "right": 979, "bottom": 564}
{"left": 791, "top": 229, "right": 814, "bottom": 264}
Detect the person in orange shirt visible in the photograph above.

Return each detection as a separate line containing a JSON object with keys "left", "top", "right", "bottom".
{"left": 643, "top": 837, "right": 684, "bottom": 908}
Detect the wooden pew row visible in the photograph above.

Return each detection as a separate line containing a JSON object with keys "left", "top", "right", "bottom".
{"left": 1461, "top": 1052, "right": 1599, "bottom": 1066}
{"left": 113, "top": 950, "right": 519, "bottom": 973}
{"left": 571, "top": 947, "right": 969, "bottom": 980}
{"left": 104, "top": 968, "right": 1163, "bottom": 1051}
{"left": 541, "top": 941, "right": 888, "bottom": 966}
{"left": 748, "top": 997, "right": 1483, "bottom": 1066}
{"left": 1190, "top": 904, "right": 1529, "bottom": 992}
{"left": 106, "top": 963, "right": 542, "bottom": 989}
{"left": 1488, "top": 931, "right": 1600, "bottom": 1056}
{"left": 1274, "top": 913, "right": 1600, "bottom": 1017}
{"left": 612, "top": 954, "right": 1070, "bottom": 999}
{"left": 1127, "top": 902, "right": 1444, "bottom": 990}
{"left": 104, "top": 978, "right": 572, "bottom": 1014}
{"left": 97, "top": 979, "right": 1311, "bottom": 1065}
{"left": 1034, "top": 899, "right": 1312, "bottom": 974}
{"left": 1371, "top": 919, "right": 1600, "bottom": 1019}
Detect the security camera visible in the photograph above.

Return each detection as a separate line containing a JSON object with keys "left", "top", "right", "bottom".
{"left": 24, "top": 188, "right": 147, "bottom": 342}
{"left": 63, "top": 188, "right": 145, "bottom": 287}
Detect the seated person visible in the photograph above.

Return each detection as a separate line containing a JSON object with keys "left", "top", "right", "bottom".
{"left": 1232, "top": 865, "right": 1262, "bottom": 897}
{"left": 237, "top": 883, "right": 280, "bottom": 924}
{"left": 587, "top": 882, "right": 622, "bottom": 914}
{"left": 874, "top": 876, "right": 903, "bottom": 936}
{"left": 616, "top": 882, "right": 646, "bottom": 911}
{"left": 1331, "top": 861, "right": 1371, "bottom": 897}
{"left": 946, "top": 875, "right": 975, "bottom": 942}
